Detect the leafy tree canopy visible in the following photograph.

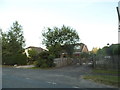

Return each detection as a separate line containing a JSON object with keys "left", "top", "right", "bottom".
{"left": 42, "top": 25, "right": 79, "bottom": 47}
{"left": 97, "top": 44, "right": 120, "bottom": 56}
{"left": 42, "top": 25, "right": 80, "bottom": 57}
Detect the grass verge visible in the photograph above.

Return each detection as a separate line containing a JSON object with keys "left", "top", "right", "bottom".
{"left": 92, "top": 69, "right": 119, "bottom": 75}
{"left": 83, "top": 75, "right": 119, "bottom": 87}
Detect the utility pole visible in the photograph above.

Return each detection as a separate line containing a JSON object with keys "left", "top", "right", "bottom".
{"left": 117, "top": 1, "right": 120, "bottom": 43}
{"left": 116, "top": 1, "right": 120, "bottom": 31}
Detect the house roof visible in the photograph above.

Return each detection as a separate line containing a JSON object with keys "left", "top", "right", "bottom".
{"left": 26, "top": 46, "right": 46, "bottom": 51}
{"left": 61, "top": 43, "right": 88, "bottom": 53}
{"left": 73, "top": 43, "right": 88, "bottom": 52}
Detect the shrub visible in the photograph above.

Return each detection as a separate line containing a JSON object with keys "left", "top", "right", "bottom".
{"left": 27, "top": 49, "right": 38, "bottom": 64}
{"left": 15, "top": 53, "right": 27, "bottom": 65}
{"left": 3, "top": 53, "right": 27, "bottom": 65}
{"left": 34, "top": 51, "right": 55, "bottom": 68}
{"left": 80, "top": 52, "right": 89, "bottom": 59}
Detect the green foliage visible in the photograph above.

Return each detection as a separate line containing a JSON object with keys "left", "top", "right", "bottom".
{"left": 28, "top": 49, "right": 38, "bottom": 58}
{"left": 43, "top": 25, "right": 79, "bottom": 47}
{"left": 80, "top": 52, "right": 89, "bottom": 58}
{"left": 1, "top": 21, "right": 27, "bottom": 65}
{"left": 27, "top": 49, "right": 38, "bottom": 64}
{"left": 97, "top": 44, "right": 120, "bottom": 56}
{"left": 109, "top": 44, "right": 120, "bottom": 55}
{"left": 34, "top": 51, "right": 55, "bottom": 68}
{"left": 3, "top": 53, "right": 27, "bottom": 65}
{"left": 91, "top": 47, "right": 99, "bottom": 54}
{"left": 42, "top": 25, "right": 80, "bottom": 58}
{"left": 97, "top": 47, "right": 107, "bottom": 56}
{"left": 62, "top": 44, "right": 75, "bottom": 57}
{"left": 48, "top": 43, "right": 62, "bottom": 58}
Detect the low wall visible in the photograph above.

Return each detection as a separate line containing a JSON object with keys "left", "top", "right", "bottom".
{"left": 54, "top": 58, "right": 73, "bottom": 67}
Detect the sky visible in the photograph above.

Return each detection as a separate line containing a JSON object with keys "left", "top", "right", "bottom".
{"left": 0, "top": 0, "right": 119, "bottom": 51}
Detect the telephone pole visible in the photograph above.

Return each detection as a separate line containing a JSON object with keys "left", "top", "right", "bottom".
{"left": 116, "top": 1, "right": 120, "bottom": 43}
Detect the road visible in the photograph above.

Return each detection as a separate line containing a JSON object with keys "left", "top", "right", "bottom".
{"left": 2, "top": 65, "right": 116, "bottom": 88}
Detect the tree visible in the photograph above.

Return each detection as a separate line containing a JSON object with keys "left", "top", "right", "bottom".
{"left": 62, "top": 44, "right": 75, "bottom": 57}
{"left": 34, "top": 51, "right": 55, "bottom": 68}
{"left": 27, "top": 49, "right": 38, "bottom": 64}
{"left": 97, "top": 48, "right": 106, "bottom": 56}
{"left": 91, "top": 47, "right": 99, "bottom": 54}
{"left": 42, "top": 25, "right": 80, "bottom": 57}
{"left": 108, "top": 44, "right": 120, "bottom": 56}
{"left": 7, "top": 21, "right": 25, "bottom": 53}
{"left": 97, "top": 44, "right": 120, "bottom": 56}
{"left": 48, "top": 43, "right": 62, "bottom": 58}
{"left": 2, "top": 21, "right": 27, "bottom": 65}
{"left": 80, "top": 52, "right": 89, "bottom": 59}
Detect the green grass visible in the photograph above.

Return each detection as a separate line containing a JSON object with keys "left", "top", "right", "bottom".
{"left": 83, "top": 68, "right": 120, "bottom": 87}
{"left": 83, "top": 75, "right": 119, "bottom": 87}
{"left": 92, "top": 69, "right": 119, "bottom": 75}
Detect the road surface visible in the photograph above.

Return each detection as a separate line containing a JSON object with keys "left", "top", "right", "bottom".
{"left": 2, "top": 65, "right": 116, "bottom": 88}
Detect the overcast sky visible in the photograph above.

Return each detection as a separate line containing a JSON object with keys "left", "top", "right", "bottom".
{"left": 0, "top": 0, "right": 119, "bottom": 50}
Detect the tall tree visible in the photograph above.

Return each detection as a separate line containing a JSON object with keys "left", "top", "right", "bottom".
{"left": 2, "top": 21, "right": 27, "bottom": 65}
{"left": 42, "top": 25, "right": 80, "bottom": 57}
{"left": 91, "top": 47, "right": 99, "bottom": 54}
{"left": 8, "top": 21, "right": 25, "bottom": 53}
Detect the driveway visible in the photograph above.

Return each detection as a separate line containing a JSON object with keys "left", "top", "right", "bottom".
{"left": 2, "top": 65, "right": 116, "bottom": 88}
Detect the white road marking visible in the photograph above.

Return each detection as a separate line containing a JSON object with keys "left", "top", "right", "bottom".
{"left": 47, "top": 81, "right": 57, "bottom": 85}
{"left": 47, "top": 82, "right": 52, "bottom": 84}
{"left": 73, "top": 86, "right": 79, "bottom": 88}
{"left": 52, "top": 82, "right": 56, "bottom": 85}
{"left": 26, "top": 78, "right": 30, "bottom": 79}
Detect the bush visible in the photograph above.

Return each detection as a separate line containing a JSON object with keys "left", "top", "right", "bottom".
{"left": 33, "top": 60, "right": 40, "bottom": 67}
{"left": 15, "top": 53, "right": 27, "bottom": 65}
{"left": 97, "top": 44, "right": 120, "bottom": 56}
{"left": 34, "top": 51, "right": 55, "bottom": 68}
{"left": 80, "top": 52, "right": 89, "bottom": 58}
{"left": 27, "top": 49, "right": 38, "bottom": 64}
{"left": 3, "top": 53, "right": 27, "bottom": 65}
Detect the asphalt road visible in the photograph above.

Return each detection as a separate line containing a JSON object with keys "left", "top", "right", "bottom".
{"left": 2, "top": 65, "right": 116, "bottom": 88}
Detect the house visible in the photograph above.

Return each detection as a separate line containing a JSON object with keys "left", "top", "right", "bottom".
{"left": 73, "top": 43, "right": 89, "bottom": 56}
{"left": 54, "top": 43, "right": 89, "bottom": 67}
{"left": 25, "top": 46, "right": 46, "bottom": 57}
{"left": 61, "top": 43, "right": 89, "bottom": 58}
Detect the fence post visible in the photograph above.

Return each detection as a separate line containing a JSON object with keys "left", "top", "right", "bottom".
{"left": 93, "top": 54, "right": 96, "bottom": 68}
